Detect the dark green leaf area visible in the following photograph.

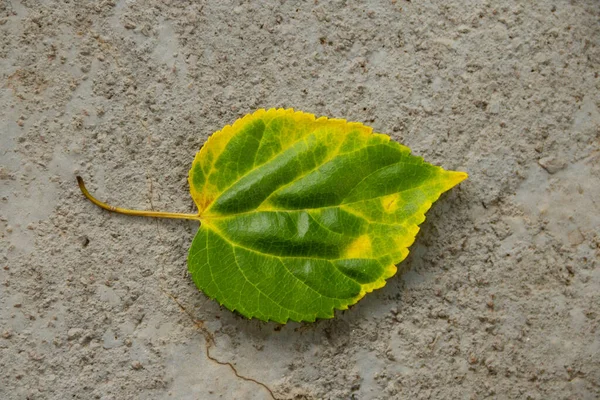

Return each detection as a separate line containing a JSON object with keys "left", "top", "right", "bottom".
{"left": 210, "top": 133, "right": 330, "bottom": 214}
{"left": 210, "top": 209, "right": 367, "bottom": 258}
{"left": 268, "top": 143, "right": 405, "bottom": 210}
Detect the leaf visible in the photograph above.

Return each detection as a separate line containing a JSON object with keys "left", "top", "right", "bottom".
{"left": 77, "top": 108, "right": 466, "bottom": 323}
{"left": 187, "top": 108, "right": 467, "bottom": 323}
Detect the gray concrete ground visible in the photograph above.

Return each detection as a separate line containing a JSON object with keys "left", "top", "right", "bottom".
{"left": 1, "top": 1, "right": 599, "bottom": 399}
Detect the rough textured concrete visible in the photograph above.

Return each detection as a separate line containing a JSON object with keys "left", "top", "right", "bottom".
{"left": 1, "top": 1, "right": 599, "bottom": 399}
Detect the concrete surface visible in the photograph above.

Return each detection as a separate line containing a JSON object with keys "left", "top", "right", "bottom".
{"left": 1, "top": 0, "right": 599, "bottom": 399}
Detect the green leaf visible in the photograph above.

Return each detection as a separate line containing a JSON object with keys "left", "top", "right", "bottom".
{"left": 187, "top": 108, "right": 467, "bottom": 323}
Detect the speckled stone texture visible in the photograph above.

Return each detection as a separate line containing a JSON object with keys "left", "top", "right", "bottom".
{"left": 1, "top": 1, "right": 599, "bottom": 399}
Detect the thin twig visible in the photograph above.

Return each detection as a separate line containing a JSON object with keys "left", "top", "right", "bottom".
{"left": 161, "top": 289, "right": 276, "bottom": 400}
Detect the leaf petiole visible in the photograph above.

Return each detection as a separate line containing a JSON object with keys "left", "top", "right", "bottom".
{"left": 76, "top": 176, "right": 200, "bottom": 221}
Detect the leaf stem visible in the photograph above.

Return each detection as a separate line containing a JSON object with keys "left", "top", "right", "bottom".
{"left": 76, "top": 176, "right": 200, "bottom": 221}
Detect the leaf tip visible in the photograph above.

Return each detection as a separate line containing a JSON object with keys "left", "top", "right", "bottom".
{"left": 446, "top": 170, "right": 468, "bottom": 186}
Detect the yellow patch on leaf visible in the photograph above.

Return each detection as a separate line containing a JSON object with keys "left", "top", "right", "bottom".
{"left": 344, "top": 234, "right": 372, "bottom": 259}
{"left": 381, "top": 193, "right": 400, "bottom": 213}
